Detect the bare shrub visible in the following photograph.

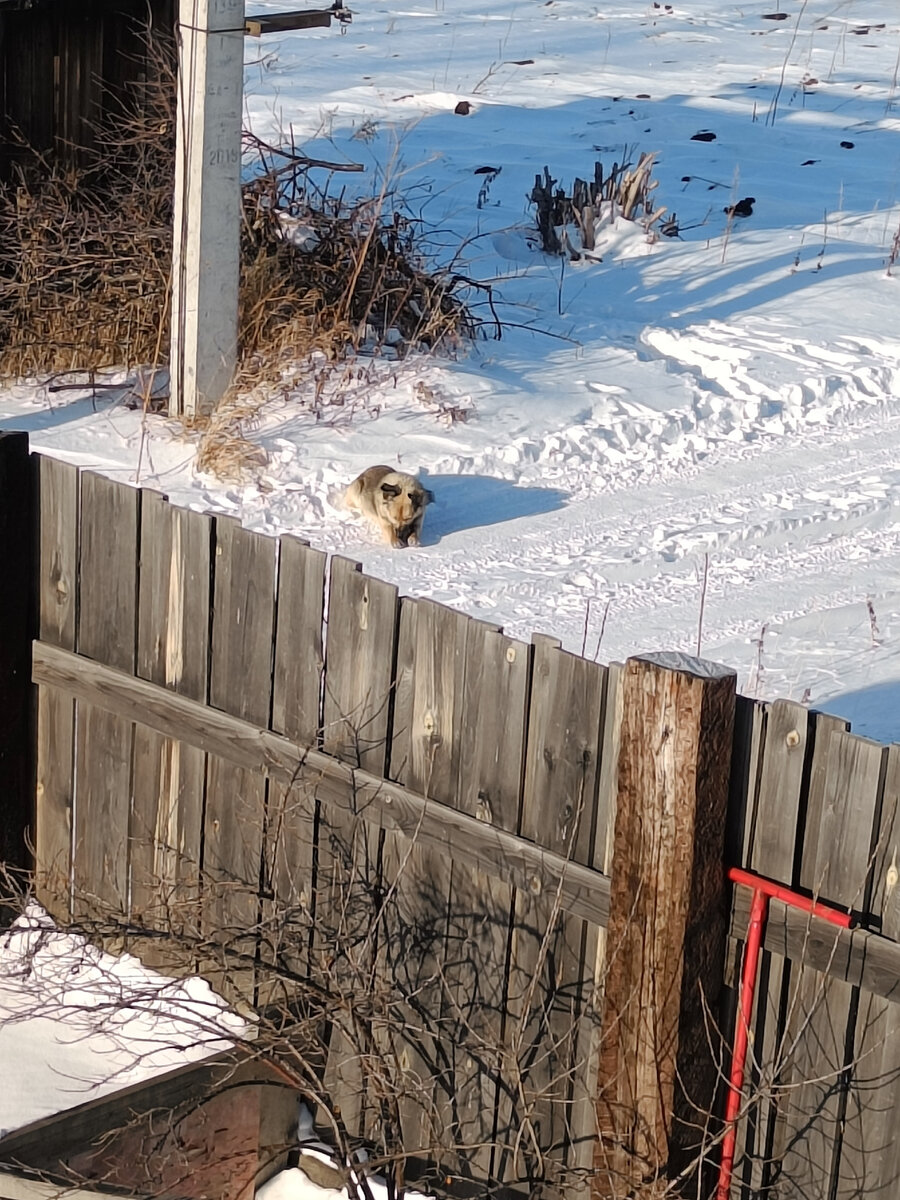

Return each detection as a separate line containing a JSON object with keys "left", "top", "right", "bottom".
{"left": 530, "top": 149, "right": 666, "bottom": 257}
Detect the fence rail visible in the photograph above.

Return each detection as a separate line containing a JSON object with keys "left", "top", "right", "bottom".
{"left": 2, "top": 434, "right": 900, "bottom": 1198}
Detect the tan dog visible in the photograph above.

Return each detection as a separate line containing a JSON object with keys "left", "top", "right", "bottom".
{"left": 343, "top": 465, "right": 434, "bottom": 548}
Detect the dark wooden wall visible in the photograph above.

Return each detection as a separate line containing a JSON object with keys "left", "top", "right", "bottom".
{"left": 0, "top": 0, "right": 174, "bottom": 179}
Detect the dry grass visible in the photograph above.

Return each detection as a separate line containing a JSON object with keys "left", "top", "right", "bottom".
{"left": 0, "top": 36, "right": 175, "bottom": 379}
{"left": 0, "top": 29, "right": 477, "bottom": 409}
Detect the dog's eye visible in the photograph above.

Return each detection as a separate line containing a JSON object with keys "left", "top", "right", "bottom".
{"left": 381, "top": 484, "right": 401, "bottom": 499}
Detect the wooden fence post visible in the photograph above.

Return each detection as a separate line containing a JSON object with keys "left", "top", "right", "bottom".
{"left": 595, "top": 651, "right": 736, "bottom": 1196}
{"left": 0, "top": 431, "right": 36, "bottom": 892}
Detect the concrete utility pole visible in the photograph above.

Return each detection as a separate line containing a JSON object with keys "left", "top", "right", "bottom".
{"left": 170, "top": 0, "right": 245, "bottom": 418}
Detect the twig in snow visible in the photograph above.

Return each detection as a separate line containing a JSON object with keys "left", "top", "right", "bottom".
{"left": 766, "top": 0, "right": 809, "bottom": 126}
{"left": 750, "top": 622, "right": 769, "bottom": 696}
{"left": 593, "top": 598, "right": 612, "bottom": 662}
{"left": 867, "top": 597, "right": 881, "bottom": 647}
{"left": 696, "top": 554, "right": 710, "bottom": 658}
{"left": 580, "top": 597, "right": 593, "bottom": 658}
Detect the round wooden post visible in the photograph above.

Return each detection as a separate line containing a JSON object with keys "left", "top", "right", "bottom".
{"left": 594, "top": 652, "right": 736, "bottom": 1196}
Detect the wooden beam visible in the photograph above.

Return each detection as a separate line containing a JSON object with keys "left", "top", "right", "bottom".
{"left": 31, "top": 641, "right": 612, "bottom": 929}
{"left": 0, "top": 1050, "right": 288, "bottom": 1164}
{"left": 730, "top": 889, "right": 900, "bottom": 1006}
{"left": 245, "top": 10, "right": 336, "bottom": 35}
{"left": 595, "top": 652, "right": 736, "bottom": 1196}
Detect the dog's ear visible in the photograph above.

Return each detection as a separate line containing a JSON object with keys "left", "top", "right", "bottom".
{"left": 380, "top": 482, "right": 402, "bottom": 499}
{"left": 423, "top": 488, "right": 435, "bottom": 505}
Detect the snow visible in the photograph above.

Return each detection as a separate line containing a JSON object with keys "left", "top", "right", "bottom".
{"left": 0, "top": 906, "right": 247, "bottom": 1137}
{"left": 3, "top": 0, "right": 900, "bottom": 742}
{"left": 255, "top": 1105, "right": 434, "bottom": 1200}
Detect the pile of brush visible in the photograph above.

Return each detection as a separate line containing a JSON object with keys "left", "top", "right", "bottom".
{"left": 237, "top": 134, "right": 476, "bottom": 378}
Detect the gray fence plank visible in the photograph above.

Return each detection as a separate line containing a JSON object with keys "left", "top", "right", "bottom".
{"left": 449, "top": 622, "right": 530, "bottom": 1186}
{"left": 778, "top": 729, "right": 886, "bottom": 1200}
{"left": 506, "top": 635, "right": 607, "bottom": 1190}
{"left": 569, "top": 659, "right": 621, "bottom": 1193}
{"left": 73, "top": 472, "right": 138, "bottom": 916}
{"left": 381, "top": 597, "right": 470, "bottom": 1166}
{"left": 265, "top": 536, "right": 326, "bottom": 989}
{"left": 203, "top": 516, "right": 277, "bottom": 1003}
{"left": 320, "top": 556, "right": 398, "bottom": 1138}
{"left": 836, "top": 743, "right": 900, "bottom": 1200}
{"left": 733, "top": 699, "right": 810, "bottom": 1197}
{"left": 34, "top": 456, "right": 79, "bottom": 917}
{"left": 130, "top": 492, "right": 210, "bottom": 967}
{"left": 323, "top": 555, "right": 397, "bottom": 773}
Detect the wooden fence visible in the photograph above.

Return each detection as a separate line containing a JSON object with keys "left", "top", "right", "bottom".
{"left": 2, "top": 432, "right": 900, "bottom": 1199}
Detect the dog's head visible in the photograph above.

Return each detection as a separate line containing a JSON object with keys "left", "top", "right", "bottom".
{"left": 377, "top": 473, "right": 433, "bottom": 544}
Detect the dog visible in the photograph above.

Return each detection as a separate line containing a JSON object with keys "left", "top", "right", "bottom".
{"left": 343, "top": 465, "right": 434, "bottom": 548}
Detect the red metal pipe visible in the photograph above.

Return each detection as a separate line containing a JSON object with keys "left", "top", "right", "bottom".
{"left": 716, "top": 867, "right": 852, "bottom": 1200}
{"left": 728, "top": 866, "right": 853, "bottom": 930}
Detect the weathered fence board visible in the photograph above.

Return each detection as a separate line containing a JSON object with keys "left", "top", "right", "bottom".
{"left": 733, "top": 699, "right": 812, "bottom": 1197}
{"left": 0, "top": 433, "right": 34, "bottom": 885}
{"left": 837, "top": 743, "right": 900, "bottom": 1199}
{"left": 265, "top": 537, "right": 327, "bottom": 988}
{"left": 384, "top": 597, "right": 472, "bottom": 1162}
{"left": 204, "top": 517, "right": 277, "bottom": 999}
{"left": 320, "top": 556, "right": 399, "bottom": 1138}
{"left": 778, "top": 730, "right": 886, "bottom": 1199}
{"left": 507, "top": 635, "right": 607, "bottom": 1188}
{"left": 34, "top": 455, "right": 79, "bottom": 916}
{"left": 73, "top": 472, "right": 138, "bottom": 915}
{"left": 131, "top": 493, "right": 210, "bottom": 958}
{"left": 450, "top": 623, "right": 530, "bottom": 1185}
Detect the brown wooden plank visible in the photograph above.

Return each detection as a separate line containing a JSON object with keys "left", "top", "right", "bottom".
{"left": 32, "top": 640, "right": 613, "bottom": 930}
{"left": 34, "top": 455, "right": 79, "bottom": 916}
{"left": 778, "top": 729, "right": 886, "bottom": 1200}
{"left": 203, "top": 517, "right": 277, "bottom": 1003}
{"left": 265, "top": 536, "right": 327, "bottom": 990}
{"left": 130, "top": 493, "right": 210, "bottom": 967}
{"left": 441, "top": 620, "right": 530, "bottom": 1185}
{"left": 319, "top": 556, "right": 398, "bottom": 1138}
{"left": 836, "top": 743, "right": 900, "bottom": 1199}
{"left": 73, "top": 472, "right": 138, "bottom": 916}
{"left": 506, "top": 635, "right": 607, "bottom": 1191}
{"left": 596, "top": 652, "right": 735, "bottom": 1197}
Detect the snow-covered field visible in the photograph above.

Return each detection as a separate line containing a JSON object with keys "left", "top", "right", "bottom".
{"left": 3, "top": 0, "right": 900, "bottom": 736}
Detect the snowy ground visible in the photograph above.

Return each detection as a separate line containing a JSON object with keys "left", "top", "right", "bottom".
{"left": 3, "top": 0, "right": 900, "bottom": 736}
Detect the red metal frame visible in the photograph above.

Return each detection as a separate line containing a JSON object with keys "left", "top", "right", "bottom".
{"left": 716, "top": 866, "right": 853, "bottom": 1200}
